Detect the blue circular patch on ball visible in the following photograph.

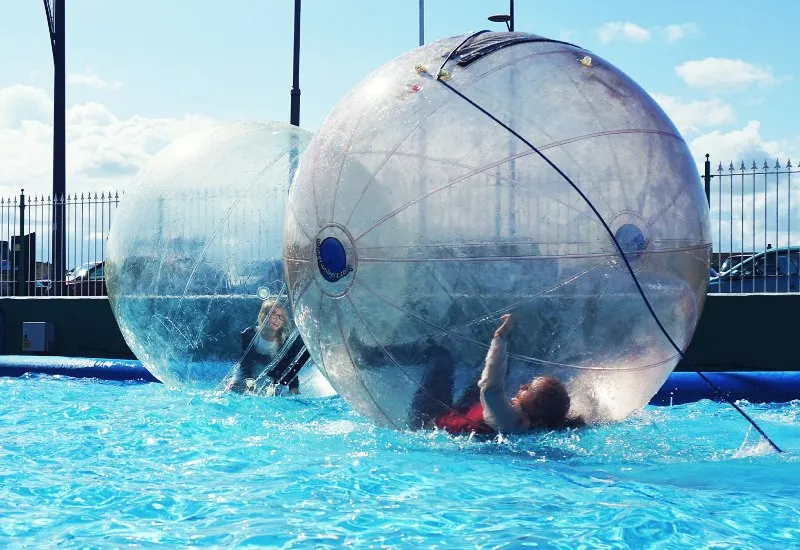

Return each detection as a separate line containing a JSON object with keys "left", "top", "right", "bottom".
{"left": 615, "top": 223, "right": 647, "bottom": 260}
{"left": 319, "top": 237, "right": 346, "bottom": 272}
{"left": 317, "top": 237, "right": 352, "bottom": 282}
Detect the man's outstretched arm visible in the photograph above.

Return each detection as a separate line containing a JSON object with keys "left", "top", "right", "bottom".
{"left": 478, "top": 314, "right": 528, "bottom": 433}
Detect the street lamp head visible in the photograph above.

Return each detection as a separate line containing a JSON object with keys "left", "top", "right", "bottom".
{"left": 488, "top": 14, "right": 512, "bottom": 31}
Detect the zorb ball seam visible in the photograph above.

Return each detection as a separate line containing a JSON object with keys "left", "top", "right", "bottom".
{"left": 284, "top": 32, "right": 711, "bottom": 429}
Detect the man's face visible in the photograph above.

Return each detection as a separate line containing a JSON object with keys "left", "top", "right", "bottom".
{"left": 514, "top": 383, "right": 537, "bottom": 414}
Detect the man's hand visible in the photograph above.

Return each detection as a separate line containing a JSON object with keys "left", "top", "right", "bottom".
{"left": 494, "top": 313, "right": 516, "bottom": 339}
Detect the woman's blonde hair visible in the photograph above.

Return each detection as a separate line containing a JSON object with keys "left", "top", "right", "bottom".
{"left": 257, "top": 298, "right": 291, "bottom": 346}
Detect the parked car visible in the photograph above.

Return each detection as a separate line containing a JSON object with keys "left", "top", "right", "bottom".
{"left": 34, "top": 278, "right": 52, "bottom": 296}
{"left": 709, "top": 247, "right": 800, "bottom": 293}
{"left": 65, "top": 261, "right": 107, "bottom": 296}
{"left": 718, "top": 253, "right": 753, "bottom": 275}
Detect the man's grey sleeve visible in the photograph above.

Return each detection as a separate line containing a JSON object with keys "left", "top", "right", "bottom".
{"left": 479, "top": 336, "right": 526, "bottom": 433}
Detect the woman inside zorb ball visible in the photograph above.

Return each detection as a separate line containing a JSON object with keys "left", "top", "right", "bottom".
{"left": 226, "top": 298, "right": 304, "bottom": 396}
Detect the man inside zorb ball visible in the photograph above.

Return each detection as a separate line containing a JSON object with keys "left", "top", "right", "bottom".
{"left": 283, "top": 31, "right": 711, "bottom": 432}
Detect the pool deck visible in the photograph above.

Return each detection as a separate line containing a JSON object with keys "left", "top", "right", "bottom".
{"left": 1, "top": 355, "right": 799, "bottom": 406}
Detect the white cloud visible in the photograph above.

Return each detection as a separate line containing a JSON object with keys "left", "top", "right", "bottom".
{"left": 687, "top": 121, "right": 795, "bottom": 166}
{"left": 685, "top": 122, "right": 799, "bottom": 250}
{"left": 675, "top": 58, "right": 779, "bottom": 90}
{"left": 596, "top": 21, "right": 651, "bottom": 44}
{"left": 67, "top": 71, "right": 123, "bottom": 91}
{"left": 651, "top": 93, "right": 735, "bottom": 134}
{"left": 648, "top": 92, "right": 794, "bottom": 167}
{"left": 559, "top": 30, "right": 576, "bottom": 42}
{"left": 596, "top": 21, "right": 701, "bottom": 45}
{"left": 0, "top": 84, "right": 217, "bottom": 198}
{"left": 663, "top": 23, "right": 698, "bottom": 43}
{"left": 0, "top": 84, "right": 52, "bottom": 128}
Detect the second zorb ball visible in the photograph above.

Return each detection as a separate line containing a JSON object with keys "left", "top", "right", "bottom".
{"left": 284, "top": 32, "right": 711, "bottom": 429}
{"left": 106, "top": 121, "right": 326, "bottom": 392}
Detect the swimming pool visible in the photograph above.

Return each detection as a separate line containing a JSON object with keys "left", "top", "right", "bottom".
{"left": 2, "top": 373, "right": 798, "bottom": 547}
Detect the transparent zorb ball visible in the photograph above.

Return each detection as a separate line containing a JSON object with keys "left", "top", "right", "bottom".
{"left": 107, "top": 121, "right": 334, "bottom": 397}
{"left": 284, "top": 32, "right": 710, "bottom": 428}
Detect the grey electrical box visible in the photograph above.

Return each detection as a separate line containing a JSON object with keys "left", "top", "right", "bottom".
{"left": 22, "top": 322, "right": 54, "bottom": 353}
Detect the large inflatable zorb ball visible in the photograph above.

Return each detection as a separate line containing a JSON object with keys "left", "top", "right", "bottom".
{"left": 107, "top": 121, "right": 332, "bottom": 395}
{"left": 284, "top": 32, "right": 711, "bottom": 428}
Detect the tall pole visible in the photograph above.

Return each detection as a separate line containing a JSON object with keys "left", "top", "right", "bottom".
{"left": 417, "top": 0, "right": 426, "bottom": 237}
{"left": 418, "top": 0, "right": 424, "bottom": 46}
{"left": 289, "top": 0, "right": 301, "bottom": 127}
{"left": 53, "top": 0, "right": 66, "bottom": 293}
{"left": 508, "top": 0, "right": 516, "bottom": 236}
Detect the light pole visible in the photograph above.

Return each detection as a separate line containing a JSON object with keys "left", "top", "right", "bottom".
{"left": 419, "top": 0, "right": 424, "bottom": 46}
{"left": 487, "top": 0, "right": 514, "bottom": 32}
{"left": 487, "top": 2, "right": 517, "bottom": 239}
{"left": 290, "top": 0, "right": 301, "bottom": 126}
{"left": 43, "top": 0, "right": 66, "bottom": 293}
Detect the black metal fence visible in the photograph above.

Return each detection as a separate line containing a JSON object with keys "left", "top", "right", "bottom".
{"left": 1, "top": 154, "right": 797, "bottom": 297}
{"left": 0, "top": 190, "right": 120, "bottom": 297}
{"left": 705, "top": 155, "right": 798, "bottom": 293}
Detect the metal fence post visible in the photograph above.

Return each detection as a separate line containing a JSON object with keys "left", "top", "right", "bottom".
{"left": 703, "top": 154, "right": 713, "bottom": 267}
{"left": 17, "top": 189, "right": 26, "bottom": 297}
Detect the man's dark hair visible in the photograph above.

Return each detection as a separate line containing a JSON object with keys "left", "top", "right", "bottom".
{"left": 518, "top": 376, "right": 571, "bottom": 429}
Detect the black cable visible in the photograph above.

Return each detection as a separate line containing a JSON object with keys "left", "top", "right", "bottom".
{"left": 430, "top": 70, "right": 783, "bottom": 453}
{"left": 434, "top": 30, "right": 491, "bottom": 78}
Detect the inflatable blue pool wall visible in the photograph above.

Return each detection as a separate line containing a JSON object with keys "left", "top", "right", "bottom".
{"left": 1, "top": 356, "right": 798, "bottom": 405}
{"left": 0, "top": 355, "right": 158, "bottom": 383}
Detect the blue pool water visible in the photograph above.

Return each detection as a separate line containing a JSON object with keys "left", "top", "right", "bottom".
{"left": 2, "top": 374, "right": 799, "bottom": 548}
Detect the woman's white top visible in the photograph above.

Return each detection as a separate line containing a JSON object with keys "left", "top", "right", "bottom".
{"left": 254, "top": 333, "right": 281, "bottom": 357}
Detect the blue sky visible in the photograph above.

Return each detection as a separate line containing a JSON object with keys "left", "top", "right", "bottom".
{"left": 0, "top": 0, "right": 798, "bottom": 198}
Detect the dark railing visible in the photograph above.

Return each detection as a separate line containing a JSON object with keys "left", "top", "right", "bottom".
{"left": 0, "top": 190, "right": 120, "bottom": 297}
{"left": 0, "top": 153, "right": 796, "bottom": 298}
{"left": 706, "top": 156, "right": 798, "bottom": 293}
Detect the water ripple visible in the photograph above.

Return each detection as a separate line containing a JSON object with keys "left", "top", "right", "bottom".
{"left": 0, "top": 376, "right": 798, "bottom": 547}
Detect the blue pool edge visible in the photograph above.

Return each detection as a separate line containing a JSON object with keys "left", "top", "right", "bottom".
{"left": 0, "top": 355, "right": 159, "bottom": 383}
{"left": 1, "top": 355, "right": 799, "bottom": 405}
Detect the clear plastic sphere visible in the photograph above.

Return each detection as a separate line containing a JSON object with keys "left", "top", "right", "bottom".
{"left": 107, "top": 121, "right": 334, "bottom": 396}
{"left": 284, "top": 33, "right": 711, "bottom": 428}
